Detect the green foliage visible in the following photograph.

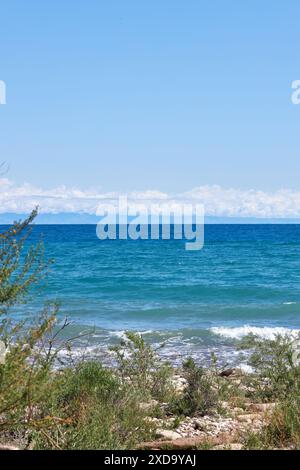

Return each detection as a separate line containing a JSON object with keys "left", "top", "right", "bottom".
{"left": 0, "top": 210, "right": 58, "bottom": 436}
{"left": 0, "top": 310, "right": 57, "bottom": 429}
{"left": 33, "top": 361, "right": 154, "bottom": 450}
{"left": 244, "top": 398, "right": 300, "bottom": 450}
{"left": 0, "top": 208, "right": 46, "bottom": 311}
{"left": 111, "top": 331, "right": 175, "bottom": 402}
{"left": 170, "top": 357, "right": 218, "bottom": 417}
{"left": 242, "top": 334, "right": 300, "bottom": 449}
{"left": 264, "top": 398, "right": 300, "bottom": 448}
{"left": 241, "top": 333, "right": 300, "bottom": 401}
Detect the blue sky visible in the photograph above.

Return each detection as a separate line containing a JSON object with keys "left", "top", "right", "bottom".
{"left": 0, "top": 1, "right": 300, "bottom": 217}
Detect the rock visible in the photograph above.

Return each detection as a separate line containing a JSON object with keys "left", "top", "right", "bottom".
{"left": 220, "top": 401, "right": 230, "bottom": 409}
{"left": 156, "top": 430, "right": 182, "bottom": 441}
{"left": 236, "top": 413, "right": 262, "bottom": 423}
{"left": 232, "top": 407, "right": 245, "bottom": 414}
{"left": 218, "top": 368, "right": 235, "bottom": 377}
{"left": 173, "top": 375, "right": 187, "bottom": 392}
{"left": 175, "top": 415, "right": 238, "bottom": 439}
{"left": 139, "top": 431, "right": 241, "bottom": 450}
{"left": 139, "top": 399, "right": 158, "bottom": 411}
{"left": 213, "top": 443, "right": 243, "bottom": 450}
{"left": 144, "top": 417, "right": 162, "bottom": 424}
{"left": 248, "top": 403, "right": 276, "bottom": 413}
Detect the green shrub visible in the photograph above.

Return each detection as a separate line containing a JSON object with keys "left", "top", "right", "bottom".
{"left": 112, "top": 332, "right": 175, "bottom": 402}
{"left": 33, "top": 361, "right": 154, "bottom": 450}
{"left": 170, "top": 357, "right": 218, "bottom": 417}
{"left": 0, "top": 210, "right": 58, "bottom": 437}
{"left": 240, "top": 333, "right": 300, "bottom": 401}
{"left": 242, "top": 334, "right": 300, "bottom": 449}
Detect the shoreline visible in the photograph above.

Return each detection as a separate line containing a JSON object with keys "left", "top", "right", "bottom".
{"left": 51, "top": 322, "right": 300, "bottom": 371}
{"left": 2, "top": 318, "right": 300, "bottom": 450}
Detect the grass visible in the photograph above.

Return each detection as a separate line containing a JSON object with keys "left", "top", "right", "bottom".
{"left": 32, "top": 361, "right": 155, "bottom": 450}
{"left": 240, "top": 334, "right": 300, "bottom": 449}
{"left": 2, "top": 323, "right": 300, "bottom": 449}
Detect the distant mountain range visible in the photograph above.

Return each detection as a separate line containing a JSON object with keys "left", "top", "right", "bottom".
{"left": 1, "top": 213, "right": 300, "bottom": 225}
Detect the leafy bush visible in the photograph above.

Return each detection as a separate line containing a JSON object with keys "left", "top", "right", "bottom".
{"left": 170, "top": 357, "right": 218, "bottom": 417}
{"left": 112, "top": 331, "right": 175, "bottom": 402}
{"left": 0, "top": 208, "right": 45, "bottom": 311}
{"left": 33, "top": 361, "right": 154, "bottom": 450}
{"left": 240, "top": 333, "right": 300, "bottom": 401}
{"left": 242, "top": 334, "right": 300, "bottom": 449}
{"left": 0, "top": 210, "right": 59, "bottom": 438}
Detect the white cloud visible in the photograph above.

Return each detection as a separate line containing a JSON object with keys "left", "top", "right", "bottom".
{"left": 1, "top": 178, "right": 300, "bottom": 218}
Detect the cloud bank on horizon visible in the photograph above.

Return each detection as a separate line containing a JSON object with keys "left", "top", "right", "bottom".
{"left": 1, "top": 178, "right": 300, "bottom": 219}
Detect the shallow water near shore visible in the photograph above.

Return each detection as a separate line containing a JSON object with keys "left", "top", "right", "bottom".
{"left": 6, "top": 224, "right": 300, "bottom": 366}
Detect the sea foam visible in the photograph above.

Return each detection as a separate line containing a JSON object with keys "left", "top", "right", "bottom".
{"left": 210, "top": 325, "right": 300, "bottom": 340}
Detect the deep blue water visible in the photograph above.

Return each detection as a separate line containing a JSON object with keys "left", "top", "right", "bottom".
{"left": 3, "top": 224, "right": 300, "bottom": 365}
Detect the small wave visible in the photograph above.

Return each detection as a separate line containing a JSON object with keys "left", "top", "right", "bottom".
{"left": 283, "top": 302, "right": 296, "bottom": 305}
{"left": 108, "top": 329, "right": 154, "bottom": 340}
{"left": 210, "top": 325, "right": 300, "bottom": 340}
{"left": 108, "top": 330, "right": 127, "bottom": 340}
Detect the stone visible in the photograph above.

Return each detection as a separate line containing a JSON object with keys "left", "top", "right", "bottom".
{"left": 172, "top": 375, "right": 188, "bottom": 392}
{"left": 218, "top": 368, "right": 236, "bottom": 377}
{"left": 144, "top": 416, "right": 161, "bottom": 424}
{"left": 248, "top": 403, "right": 276, "bottom": 413}
{"left": 232, "top": 407, "right": 245, "bottom": 414}
{"left": 213, "top": 443, "right": 243, "bottom": 450}
{"left": 236, "top": 413, "right": 262, "bottom": 422}
{"left": 156, "top": 429, "right": 182, "bottom": 440}
{"left": 139, "top": 399, "right": 158, "bottom": 411}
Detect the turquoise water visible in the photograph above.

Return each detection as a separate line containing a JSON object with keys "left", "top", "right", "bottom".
{"left": 6, "top": 224, "right": 300, "bottom": 365}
